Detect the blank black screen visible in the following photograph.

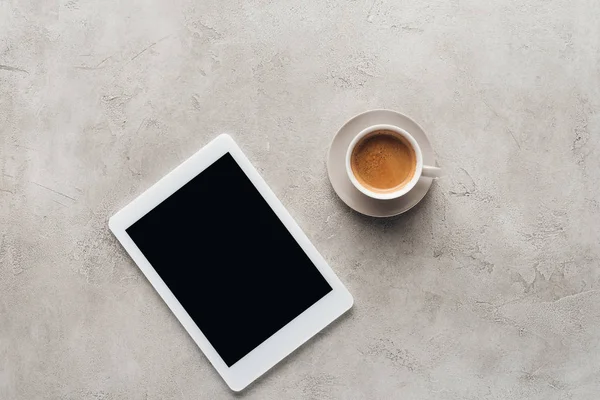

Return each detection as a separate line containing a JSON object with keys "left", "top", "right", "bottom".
{"left": 126, "top": 153, "right": 332, "bottom": 367}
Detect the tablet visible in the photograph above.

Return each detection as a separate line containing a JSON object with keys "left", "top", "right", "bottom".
{"left": 109, "top": 134, "right": 353, "bottom": 391}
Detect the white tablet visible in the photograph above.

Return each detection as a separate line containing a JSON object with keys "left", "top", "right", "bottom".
{"left": 109, "top": 134, "right": 353, "bottom": 391}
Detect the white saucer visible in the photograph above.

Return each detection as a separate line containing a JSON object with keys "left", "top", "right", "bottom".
{"left": 327, "top": 109, "right": 436, "bottom": 218}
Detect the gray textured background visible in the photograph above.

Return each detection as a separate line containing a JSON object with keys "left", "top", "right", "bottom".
{"left": 2, "top": 0, "right": 600, "bottom": 399}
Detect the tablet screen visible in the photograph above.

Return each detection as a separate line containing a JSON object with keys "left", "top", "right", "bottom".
{"left": 126, "top": 153, "right": 332, "bottom": 367}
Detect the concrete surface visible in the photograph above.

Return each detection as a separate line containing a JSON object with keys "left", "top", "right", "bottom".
{"left": 1, "top": 0, "right": 600, "bottom": 398}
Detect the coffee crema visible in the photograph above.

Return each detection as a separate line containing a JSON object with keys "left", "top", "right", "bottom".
{"left": 350, "top": 130, "right": 417, "bottom": 193}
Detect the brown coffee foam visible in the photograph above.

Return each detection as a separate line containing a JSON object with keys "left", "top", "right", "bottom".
{"left": 350, "top": 130, "right": 416, "bottom": 193}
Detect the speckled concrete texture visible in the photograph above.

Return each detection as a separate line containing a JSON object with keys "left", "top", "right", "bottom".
{"left": 2, "top": 0, "right": 600, "bottom": 399}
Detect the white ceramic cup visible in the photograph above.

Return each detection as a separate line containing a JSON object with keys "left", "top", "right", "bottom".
{"left": 346, "top": 124, "right": 442, "bottom": 200}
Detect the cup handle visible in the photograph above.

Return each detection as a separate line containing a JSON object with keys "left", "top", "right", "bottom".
{"left": 422, "top": 165, "right": 443, "bottom": 178}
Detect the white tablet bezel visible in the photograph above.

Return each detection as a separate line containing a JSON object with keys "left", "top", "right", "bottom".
{"left": 109, "top": 134, "right": 353, "bottom": 392}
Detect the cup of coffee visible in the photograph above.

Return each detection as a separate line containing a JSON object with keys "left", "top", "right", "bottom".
{"left": 346, "top": 124, "right": 441, "bottom": 200}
